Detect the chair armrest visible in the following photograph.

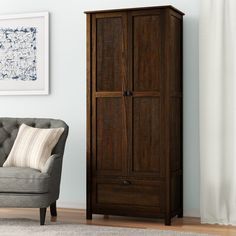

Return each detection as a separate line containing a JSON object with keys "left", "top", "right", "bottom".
{"left": 42, "top": 154, "right": 61, "bottom": 174}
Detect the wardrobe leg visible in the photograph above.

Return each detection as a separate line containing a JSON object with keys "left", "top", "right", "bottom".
{"left": 86, "top": 210, "right": 92, "bottom": 220}
{"left": 177, "top": 210, "right": 183, "bottom": 218}
{"left": 165, "top": 215, "right": 171, "bottom": 226}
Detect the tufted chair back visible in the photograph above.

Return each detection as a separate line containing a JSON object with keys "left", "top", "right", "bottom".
{"left": 0, "top": 118, "right": 69, "bottom": 167}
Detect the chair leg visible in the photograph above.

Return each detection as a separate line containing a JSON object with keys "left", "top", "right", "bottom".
{"left": 50, "top": 201, "right": 57, "bottom": 217}
{"left": 40, "top": 208, "right": 47, "bottom": 225}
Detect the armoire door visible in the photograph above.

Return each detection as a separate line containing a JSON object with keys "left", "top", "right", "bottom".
{"left": 91, "top": 12, "right": 128, "bottom": 176}
{"left": 127, "top": 10, "right": 165, "bottom": 178}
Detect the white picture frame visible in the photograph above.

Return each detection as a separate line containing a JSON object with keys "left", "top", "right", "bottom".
{"left": 0, "top": 12, "right": 49, "bottom": 95}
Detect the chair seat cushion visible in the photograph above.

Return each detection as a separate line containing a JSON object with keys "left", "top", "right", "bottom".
{"left": 0, "top": 167, "right": 50, "bottom": 193}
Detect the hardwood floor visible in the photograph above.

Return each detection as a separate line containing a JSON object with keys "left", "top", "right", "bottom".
{"left": 0, "top": 208, "right": 235, "bottom": 236}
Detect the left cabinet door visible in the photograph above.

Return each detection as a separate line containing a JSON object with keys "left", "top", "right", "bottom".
{"left": 91, "top": 12, "right": 128, "bottom": 176}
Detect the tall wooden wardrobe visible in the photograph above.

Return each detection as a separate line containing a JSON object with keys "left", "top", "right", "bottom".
{"left": 86, "top": 6, "right": 184, "bottom": 225}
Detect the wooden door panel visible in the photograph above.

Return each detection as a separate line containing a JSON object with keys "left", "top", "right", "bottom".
{"left": 128, "top": 10, "right": 164, "bottom": 178}
{"left": 94, "top": 97, "right": 125, "bottom": 175}
{"left": 133, "top": 14, "right": 162, "bottom": 92}
{"left": 95, "top": 16, "right": 124, "bottom": 92}
{"left": 92, "top": 13, "right": 128, "bottom": 177}
{"left": 131, "top": 97, "right": 162, "bottom": 175}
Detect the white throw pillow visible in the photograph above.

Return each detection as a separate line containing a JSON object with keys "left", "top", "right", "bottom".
{"left": 3, "top": 123, "right": 64, "bottom": 171}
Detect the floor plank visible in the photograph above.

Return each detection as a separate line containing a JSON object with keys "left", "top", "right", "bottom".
{"left": 0, "top": 208, "right": 235, "bottom": 236}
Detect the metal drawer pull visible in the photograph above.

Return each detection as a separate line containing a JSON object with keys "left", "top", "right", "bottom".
{"left": 123, "top": 180, "right": 131, "bottom": 185}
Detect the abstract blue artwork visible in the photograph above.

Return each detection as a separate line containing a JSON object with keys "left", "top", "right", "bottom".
{"left": 0, "top": 27, "right": 37, "bottom": 81}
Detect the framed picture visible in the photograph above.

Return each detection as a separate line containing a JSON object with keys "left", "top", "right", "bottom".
{"left": 0, "top": 12, "right": 49, "bottom": 95}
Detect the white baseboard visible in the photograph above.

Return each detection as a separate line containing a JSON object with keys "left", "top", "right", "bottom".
{"left": 184, "top": 208, "right": 200, "bottom": 217}
{"left": 57, "top": 201, "right": 200, "bottom": 218}
{"left": 57, "top": 201, "right": 85, "bottom": 210}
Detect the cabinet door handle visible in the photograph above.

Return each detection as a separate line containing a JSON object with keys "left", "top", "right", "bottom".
{"left": 123, "top": 91, "right": 133, "bottom": 96}
{"left": 123, "top": 180, "right": 131, "bottom": 185}
{"left": 126, "top": 91, "right": 133, "bottom": 96}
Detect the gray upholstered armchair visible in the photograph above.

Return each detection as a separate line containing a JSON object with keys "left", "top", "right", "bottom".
{"left": 0, "top": 118, "right": 69, "bottom": 225}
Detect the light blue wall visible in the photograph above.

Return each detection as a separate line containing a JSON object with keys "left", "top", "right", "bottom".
{"left": 0, "top": 0, "right": 199, "bottom": 216}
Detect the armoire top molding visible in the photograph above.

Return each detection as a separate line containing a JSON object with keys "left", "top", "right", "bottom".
{"left": 84, "top": 5, "right": 185, "bottom": 15}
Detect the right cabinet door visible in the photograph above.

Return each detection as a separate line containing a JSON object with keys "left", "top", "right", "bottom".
{"left": 127, "top": 10, "right": 165, "bottom": 178}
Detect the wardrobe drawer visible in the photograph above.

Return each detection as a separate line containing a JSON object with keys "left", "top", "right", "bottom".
{"left": 95, "top": 180, "right": 163, "bottom": 207}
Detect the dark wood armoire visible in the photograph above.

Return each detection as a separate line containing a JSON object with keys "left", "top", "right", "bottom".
{"left": 86, "top": 5, "right": 184, "bottom": 225}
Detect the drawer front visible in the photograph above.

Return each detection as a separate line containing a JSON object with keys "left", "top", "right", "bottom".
{"left": 94, "top": 179, "right": 164, "bottom": 209}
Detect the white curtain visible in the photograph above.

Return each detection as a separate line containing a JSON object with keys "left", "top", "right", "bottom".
{"left": 200, "top": 0, "right": 236, "bottom": 225}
